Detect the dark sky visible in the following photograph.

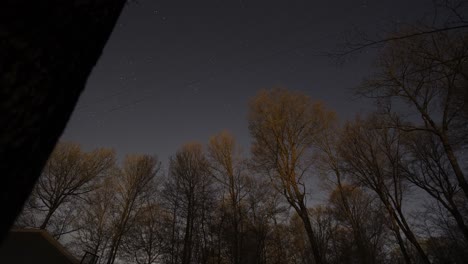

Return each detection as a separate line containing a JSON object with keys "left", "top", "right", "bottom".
{"left": 61, "top": 0, "right": 434, "bottom": 163}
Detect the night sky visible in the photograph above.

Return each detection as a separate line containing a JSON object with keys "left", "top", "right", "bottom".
{"left": 61, "top": 0, "right": 434, "bottom": 163}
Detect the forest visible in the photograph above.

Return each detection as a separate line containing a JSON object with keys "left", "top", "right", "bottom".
{"left": 14, "top": 11, "right": 468, "bottom": 264}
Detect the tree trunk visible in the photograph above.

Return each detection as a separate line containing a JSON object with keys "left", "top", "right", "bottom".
{"left": 447, "top": 202, "right": 468, "bottom": 243}
{"left": 395, "top": 208, "right": 430, "bottom": 264}
{"left": 182, "top": 199, "right": 194, "bottom": 264}
{"left": 0, "top": 0, "right": 126, "bottom": 243}
{"left": 299, "top": 203, "right": 325, "bottom": 264}
{"left": 39, "top": 207, "right": 56, "bottom": 230}
{"left": 439, "top": 133, "right": 468, "bottom": 200}
{"left": 336, "top": 177, "right": 372, "bottom": 264}
{"left": 393, "top": 226, "right": 412, "bottom": 264}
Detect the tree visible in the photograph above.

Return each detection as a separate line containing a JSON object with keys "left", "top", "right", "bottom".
{"left": 105, "top": 155, "right": 161, "bottom": 264}
{"left": 327, "top": 185, "right": 387, "bottom": 264}
{"left": 359, "top": 29, "right": 468, "bottom": 200}
{"left": 207, "top": 131, "right": 249, "bottom": 264}
{"left": 313, "top": 108, "right": 374, "bottom": 263}
{"left": 333, "top": 0, "right": 468, "bottom": 57}
{"left": 16, "top": 142, "right": 115, "bottom": 237}
{"left": 164, "top": 143, "right": 214, "bottom": 264}
{"left": 248, "top": 88, "right": 336, "bottom": 264}
{"left": 160, "top": 178, "right": 184, "bottom": 264}
{"left": 70, "top": 177, "right": 117, "bottom": 263}
{"left": 243, "top": 173, "right": 287, "bottom": 264}
{"left": 0, "top": 0, "right": 126, "bottom": 241}
{"left": 403, "top": 131, "right": 468, "bottom": 243}
{"left": 346, "top": 11, "right": 468, "bottom": 262}
{"left": 313, "top": 117, "right": 388, "bottom": 264}
{"left": 338, "top": 115, "right": 430, "bottom": 264}
{"left": 120, "top": 202, "right": 168, "bottom": 264}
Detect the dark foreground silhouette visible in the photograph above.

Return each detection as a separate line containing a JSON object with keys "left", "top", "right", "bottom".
{"left": 0, "top": 0, "right": 126, "bottom": 243}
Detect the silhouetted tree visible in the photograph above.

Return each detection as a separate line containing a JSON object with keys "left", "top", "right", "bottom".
{"left": 105, "top": 155, "right": 161, "bottom": 264}
{"left": 333, "top": 0, "right": 468, "bottom": 57}
{"left": 249, "top": 174, "right": 288, "bottom": 264}
{"left": 164, "top": 143, "right": 214, "bottom": 264}
{"left": 120, "top": 202, "right": 168, "bottom": 264}
{"left": 248, "top": 88, "right": 336, "bottom": 264}
{"left": 314, "top": 118, "right": 389, "bottom": 264}
{"left": 338, "top": 115, "right": 430, "bottom": 264}
{"left": 207, "top": 131, "right": 249, "bottom": 264}
{"left": 70, "top": 177, "right": 117, "bottom": 264}
{"left": 16, "top": 142, "right": 115, "bottom": 237}
{"left": 403, "top": 131, "right": 468, "bottom": 243}
{"left": 359, "top": 29, "right": 468, "bottom": 200}
{"left": 327, "top": 185, "right": 388, "bottom": 264}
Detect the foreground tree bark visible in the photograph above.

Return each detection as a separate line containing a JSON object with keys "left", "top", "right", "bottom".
{"left": 0, "top": 0, "right": 126, "bottom": 243}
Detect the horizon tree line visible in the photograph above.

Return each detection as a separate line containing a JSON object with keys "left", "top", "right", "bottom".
{"left": 15, "top": 25, "right": 468, "bottom": 264}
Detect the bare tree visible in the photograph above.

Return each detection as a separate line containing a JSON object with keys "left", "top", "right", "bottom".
{"left": 207, "top": 131, "right": 250, "bottom": 264}
{"left": 240, "top": 173, "right": 286, "bottom": 264}
{"left": 248, "top": 88, "right": 336, "bottom": 264}
{"left": 338, "top": 115, "right": 430, "bottom": 264}
{"left": 314, "top": 118, "right": 388, "bottom": 264}
{"left": 120, "top": 201, "right": 168, "bottom": 264}
{"left": 165, "top": 143, "right": 214, "bottom": 264}
{"left": 69, "top": 177, "right": 117, "bottom": 263}
{"left": 160, "top": 179, "right": 183, "bottom": 264}
{"left": 403, "top": 131, "right": 468, "bottom": 243}
{"left": 359, "top": 29, "right": 468, "bottom": 200}
{"left": 105, "top": 155, "right": 161, "bottom": 264}
{"left": 327, "top": 185, "right": 388, "bottom": 264}
{"left": 17, "top": 142, "right": 115, "bottom": 237}
{"left": 333, "top": 0, "right": 468, "bottom": 57}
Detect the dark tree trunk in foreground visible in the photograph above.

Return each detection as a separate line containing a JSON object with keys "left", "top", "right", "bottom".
{"left": 0, "top": 0, "right": 126, "bottom": 243}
